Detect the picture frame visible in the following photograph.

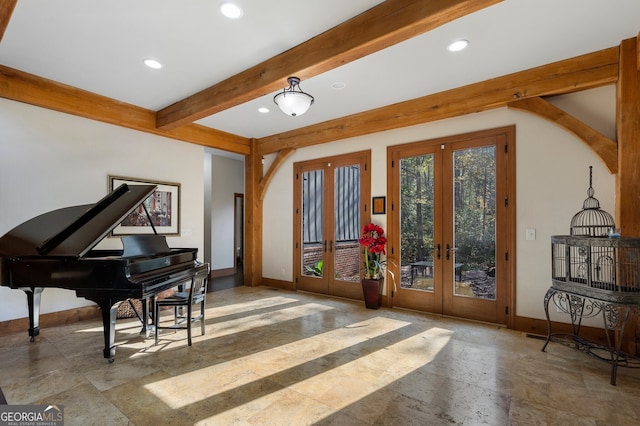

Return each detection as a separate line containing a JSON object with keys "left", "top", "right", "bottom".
{"left": 372, "top": 196, "right": 386, "bottom": 215}
{"left": 108, "top": 175, "right": 180, "bottom": 236}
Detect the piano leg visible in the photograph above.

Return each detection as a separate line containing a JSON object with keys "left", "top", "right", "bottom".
{"left": 90, "top": 297, "right": 121, "bottom": 362}
{"left": 141, "top": 296, "right": 151, "bottom": 337}
{"left": 22, "top": 287, "right": 43, "bottom": 342}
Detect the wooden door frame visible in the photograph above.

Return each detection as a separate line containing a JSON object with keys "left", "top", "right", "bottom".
{"left": 385, "top": 126, "right": 516, "bottom": 328}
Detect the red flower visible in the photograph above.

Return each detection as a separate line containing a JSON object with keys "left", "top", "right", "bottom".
{"left": 359, "top": 223, "right": 386, "bottom": 254}
{"left": 359, "top": 223, "right": 387, "bottom": 279}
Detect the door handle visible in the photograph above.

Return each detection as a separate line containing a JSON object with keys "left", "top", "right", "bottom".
{"left": 446, "top": 245, "right": 458, "bottom": 260}
{"left": 329, "top": 240, "right": 333, "bottom": 253}
{"left": 436, "top": 244, "right": 441, "bottom": 260}
{"left": 324, "top": 240, "right": 327, "bottom": 252}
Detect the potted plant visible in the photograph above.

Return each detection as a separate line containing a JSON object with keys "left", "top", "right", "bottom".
{"left": 359, "top": 222, "right": 387, "bottom": 309}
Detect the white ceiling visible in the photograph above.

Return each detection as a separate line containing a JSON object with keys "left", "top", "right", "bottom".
{"left": 1, "top": 0, "right": 640, "bottom": 142}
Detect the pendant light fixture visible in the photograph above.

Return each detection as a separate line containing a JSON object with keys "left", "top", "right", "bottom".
{"left": 273, "top": 76, "right": 314, "bottom": 117}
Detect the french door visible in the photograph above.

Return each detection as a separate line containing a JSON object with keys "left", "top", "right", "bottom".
{"left": 387, "top": 127, "right": 515, "bottom": 325}
{"left": 294, "top": 151, "right": 371, "bottom": 300}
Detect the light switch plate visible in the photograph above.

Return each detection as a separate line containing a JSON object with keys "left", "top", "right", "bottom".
{"left": 526, "top": 228, "right": 536, "bottom": 241}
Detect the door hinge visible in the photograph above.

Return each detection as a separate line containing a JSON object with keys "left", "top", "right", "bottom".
{"left": 504, "top": 144, "right": 508, "bottom": 153}
{"left": 504, "top": 196, "right": 508, "bottom": 207}
{"left": 505, "top": 251, "right": 509, "bottom": 261}
{"left": 391, "top": 160, "right": 395, "bottom": 167}
{"left": 391, "top": 247, "right": 394, "bottom": 255}
{"left": 505, "top": 306, "right": 509, "bottom": 315}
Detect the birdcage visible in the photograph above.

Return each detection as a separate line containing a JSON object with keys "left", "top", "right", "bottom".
{"left": 551, "top": 168, "right": 640, "bottom": 301}
{"left": 570, "top": 166, "right": 615, "bottom": 237}
{"left": 546, "top": 168, "right": 640, "bottom": 386}
{"left": 551, "top": 235, "right": 640, "bottom": 303}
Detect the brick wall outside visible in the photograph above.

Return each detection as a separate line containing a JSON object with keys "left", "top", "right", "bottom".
{"left": 303, "top": 241, "right": 361, "bottom": 281}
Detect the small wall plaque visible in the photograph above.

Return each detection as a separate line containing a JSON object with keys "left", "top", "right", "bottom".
{"left": 372, "top": 196, "right": 386, "bottom": 215}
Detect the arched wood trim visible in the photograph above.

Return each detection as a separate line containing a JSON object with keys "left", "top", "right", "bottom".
{"left": 508, "top": 96, "right": 617, "bottom": 174}
{"left": 258, "top": 148, "right": 296, "bottom": 201}
{"left": 0, "top": 0, "right": 17, "bottom": 42}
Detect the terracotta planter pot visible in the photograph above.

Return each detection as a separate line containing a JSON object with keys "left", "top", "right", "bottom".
{"left": 361, "top": 278, "right": 382, "bottom": 309}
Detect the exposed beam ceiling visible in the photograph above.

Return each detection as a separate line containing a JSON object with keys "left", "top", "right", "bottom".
{"left": 0, "top": 65, "right": 250, "bottom": 154}
{"left": 155, "top": 0, "right": 502, "bottom": 131}
{"left": 257, "top": 47, "right": 619, "bottom": 155}
{"left": 1, "top": 0, "right": 637, "bottom": 158}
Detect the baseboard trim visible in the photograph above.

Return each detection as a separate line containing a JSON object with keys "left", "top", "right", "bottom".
{"left": 261, "top": 278, "right": 295, "bottom": 291}
{"left": 0, "top": 287, "right": 615, "bottom": 350}
{"left": 210, "top": 267, "right": 236, "bottom": 278}
{"left": 514, "top": 315, "right": 609, "bottom": 345}
{"left": 0, "top": 305, "right": 101, "bottom": 337}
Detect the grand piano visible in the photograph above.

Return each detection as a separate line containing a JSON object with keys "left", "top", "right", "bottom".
{"left": 0, "top": 184, "right": 206, "bottom": 361}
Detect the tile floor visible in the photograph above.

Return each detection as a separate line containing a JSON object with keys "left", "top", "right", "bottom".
{"left": 1, "top": 285, "right": 640, "bottom": 425}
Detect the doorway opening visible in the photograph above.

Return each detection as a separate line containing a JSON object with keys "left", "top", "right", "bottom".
{"left": 234, "top": 193, "right": 244, "bottom": 273}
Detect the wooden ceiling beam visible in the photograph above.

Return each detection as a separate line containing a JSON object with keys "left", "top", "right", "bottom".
{"left": 0, "top": 0, "right": 17, "bottom": 43}
{"left": 155, "top": 0, "right": 502, "bottom": 131}
{"left": 257, "top": 46, "right": 619, "bottom": 155}
{"left": 0, "top": 65, "right": 250, "bottom": 155}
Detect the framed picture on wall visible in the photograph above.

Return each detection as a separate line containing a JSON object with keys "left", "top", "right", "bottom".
{"left": 372, "top": 196, "right": 386, "bottom": 215}
{"left": 108, "top": 175, "right": 180, "bottom": 236}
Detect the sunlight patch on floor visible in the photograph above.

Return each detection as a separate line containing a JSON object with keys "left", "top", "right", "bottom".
{"left": 143, "top": 315, "right": 413, "bottom": 409}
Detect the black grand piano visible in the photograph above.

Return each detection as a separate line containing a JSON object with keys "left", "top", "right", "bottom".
{"left": 0, "top": 184, "right": 207, "bottom": 361}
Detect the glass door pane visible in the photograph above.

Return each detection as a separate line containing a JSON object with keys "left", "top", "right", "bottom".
{"left": 302, "top": 169, "right": 324, "bottom": 278}
{"left": 400, "top": 154, "right": 435, "bottom": 291}
{"left": 452, "top": 146, "right": 496, "bottom": 300}
{"left": 334, "top": 164, "right": 361, "bottom": 282}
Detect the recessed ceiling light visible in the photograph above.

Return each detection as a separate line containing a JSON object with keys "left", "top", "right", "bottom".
{"left": 448, "top": 39, "right": 469, "bottom": 52}
{"left": 220, "top": 2, "right": 243, "bottom": 19}
{"left": 143, "top": 58, "right": 163, "bottom": 69}
{"left": 258, "top": 107, "right": 270, "bottom": 113}
{"left": 331, "top": 82, "right": 347, "bottom": 90}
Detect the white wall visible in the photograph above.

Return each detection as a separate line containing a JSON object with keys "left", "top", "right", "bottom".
{"left": 262, "top": 86, "right": 617, "bottom": 325}
{"left": 0, "top": 85, "right": 618, "bottom": 328}
{"left": 210, "top": 154, "right": 244, "bottom": 271}
{"left": 0, "top": 99, "right": 205, "bottom": 321}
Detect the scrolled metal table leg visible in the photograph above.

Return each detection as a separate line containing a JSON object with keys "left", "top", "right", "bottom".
{"left": 603, "top": 304, "right": 631, "bottom": 386}
{"left": 542, "top": 287, "right": 556, "bottom": 352}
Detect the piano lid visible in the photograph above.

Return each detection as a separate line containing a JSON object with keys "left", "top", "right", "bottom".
{"left": 0, "top": 184, "right": 157, "bottom": 258}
